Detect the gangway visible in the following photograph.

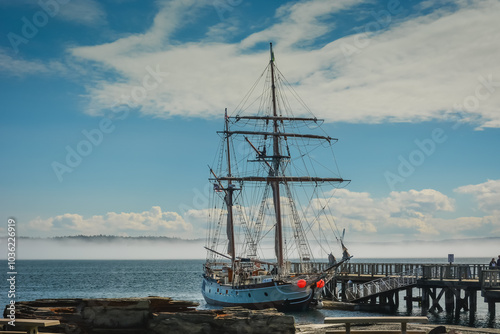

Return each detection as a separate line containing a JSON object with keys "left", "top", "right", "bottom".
{"left": 345, "top": 267, "right": 422, "bottom": 302}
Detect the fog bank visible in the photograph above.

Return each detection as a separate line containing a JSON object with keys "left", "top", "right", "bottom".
{"left": 0, "top": 236, "right": 497, "bottom": 260}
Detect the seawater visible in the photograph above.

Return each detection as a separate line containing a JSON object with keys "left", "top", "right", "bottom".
{"left": 1, "top": 258, "right": 497, "bottom": 329}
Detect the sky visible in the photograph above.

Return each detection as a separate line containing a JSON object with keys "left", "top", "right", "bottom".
{"left": 1, "top": 0, "right": 500, "bottom": 256}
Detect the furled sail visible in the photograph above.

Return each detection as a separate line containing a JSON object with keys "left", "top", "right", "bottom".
{"left": 225, "top": 191, "right": 234, "bottom": 256}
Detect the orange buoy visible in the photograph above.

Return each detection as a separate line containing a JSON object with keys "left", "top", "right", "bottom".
{"left": 316, "top": 279, "right": 325, "bottom": 288}
{"left": 297, "top": 279, "right": 307, "bottom": 288}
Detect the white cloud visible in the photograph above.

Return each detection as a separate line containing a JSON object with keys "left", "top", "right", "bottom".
{"left": 24, "top": 180, "right": 500, "bottom": 242}
{"left": 0, "top": 0, "right": 106, "bottom": 26}
{"left": 28, "top": 206, "right": 193, "bottom": 237}
{"left": 455, "top": 179, "right": 500, "bottom": 214}
{"left": 71, "top": 0, "right": 206, "bottom": 61}
{"left": 0, "top": 49, "right": 66, "bottom": 76}
{"left": 430, "top": 215, "right": 498, "bottom": 236}
{"left": 63, "top": 0, "right": 500, "bottom": 129}
{"left": 57, "top": 0, "right": 106, "bottom": 26}
{"left": 386, "top": 189, "right": 454, "bottom": 214}
{"left": 303, "top": 0, "right": 500, "bottom": 127}
{"left": 318, "top": 188, "right": 455, "bottom": 239}
{"left": 240, "top": 0, "right": 364, "bottom": 49}
{"left": 68, "top": 0, "right": 369, "bottom": 119}
{"left": 308, "top": 185, "right": 499, "bottom": 243}
{"left": 205, "top": 17, "right": 240, "bottom": 42}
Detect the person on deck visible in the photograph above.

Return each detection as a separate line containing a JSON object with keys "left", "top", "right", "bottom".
{"left": 489, "top": 258, "right": 496, "bottom": 268}
{"left": 497, "top": 255, "right": 500, "bottom": 268}
{"left": 341, "top": 244, "right": 351, "bottom": 262}
{"left": 328, "top": 253, "right": 336, "bottom": 266}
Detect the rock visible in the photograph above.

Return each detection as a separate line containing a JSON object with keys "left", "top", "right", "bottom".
{"left": 322, "top": 300, "right": 357, "bottom": 311}
{"left": 4, "top": 298, "right": 295, "bottom": 334}
{"left": 448, "top": 330, "right": 462, "bottom": 334}
{"left": 295, "top": 323, "right": 339, "bottom": 334}
{"left": 429, "top": 326, "right": 447, "bottom": 334}
{"left": 4, "top": 297, "right": 198, "bottom": 333}
{"left": 149, "top": 306, "right": 295, "bottom": 334}
{"left": 149, "top": 310, "right": 216, "bottom": 334}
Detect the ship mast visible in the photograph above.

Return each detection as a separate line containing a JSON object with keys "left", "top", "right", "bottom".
{"left": 269, "top": 43, "right": 284, "bottom": 270}
{"left": 224, "top": 108, "right": 236, "bottom": 267}
{"left": 210, "top": 44, "right": 350, "bottom": 272}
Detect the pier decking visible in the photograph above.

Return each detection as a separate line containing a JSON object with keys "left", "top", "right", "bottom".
{"left": 313, "top": 262, "right": 500, "bottom": 318}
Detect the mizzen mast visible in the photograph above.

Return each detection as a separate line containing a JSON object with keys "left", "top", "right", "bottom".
{"left": 224, "top": 107, "right": 236, "bottom": 267}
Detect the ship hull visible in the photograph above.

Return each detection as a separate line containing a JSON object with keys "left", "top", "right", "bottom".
{"left": 201, "top": 276, "right": 315, "bottom": 311}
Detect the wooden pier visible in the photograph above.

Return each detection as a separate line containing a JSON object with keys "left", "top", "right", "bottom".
{"left": 313, "top": 262, "right": 500, "bottom": 319}
{"left": 481, "top": 269, "right": 500, "bottom": 313}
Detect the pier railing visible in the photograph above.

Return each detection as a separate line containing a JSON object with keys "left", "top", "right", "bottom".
{"left": 480, "top": 270, "right": 500, "bottom": 289}
{"left": 420, "top": 264, "right": 487, "bottom": 281}
{"left": 330, "top": 262, "right": 488, "bottom": 281}
{"left": 337, "top": 263, "right": 423, "bottom": 277}
{"left": 345, "top": 267, "right": 422, "bottom": 301}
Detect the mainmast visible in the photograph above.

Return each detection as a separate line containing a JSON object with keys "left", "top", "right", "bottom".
{"left": 269, "top": 43, "right": 284, "bottom": 270}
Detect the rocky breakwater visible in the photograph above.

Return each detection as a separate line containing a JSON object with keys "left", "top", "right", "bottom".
{"left": 3, "top": 297, "right": 295, "bottom": 334}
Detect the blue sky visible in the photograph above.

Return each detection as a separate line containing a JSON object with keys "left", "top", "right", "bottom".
{"left": 1, "top": 0, "right": 499, "bottom": 245}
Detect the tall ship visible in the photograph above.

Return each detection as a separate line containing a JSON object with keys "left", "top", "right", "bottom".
{"left": 202, "top": 43, "right": 352, "bottom": 311}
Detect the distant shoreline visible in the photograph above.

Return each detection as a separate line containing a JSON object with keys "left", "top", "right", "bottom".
{"left": 15, "top": 235, "right": 204, "bottom": 242}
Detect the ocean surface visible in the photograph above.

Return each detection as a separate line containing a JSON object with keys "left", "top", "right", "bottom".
{"left": 1, "top": 258, "right": 498, "bottom": 330}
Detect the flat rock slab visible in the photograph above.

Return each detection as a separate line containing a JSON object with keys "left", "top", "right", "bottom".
{"left": 3, "top": 297, "right": 295, "bottom": 334}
